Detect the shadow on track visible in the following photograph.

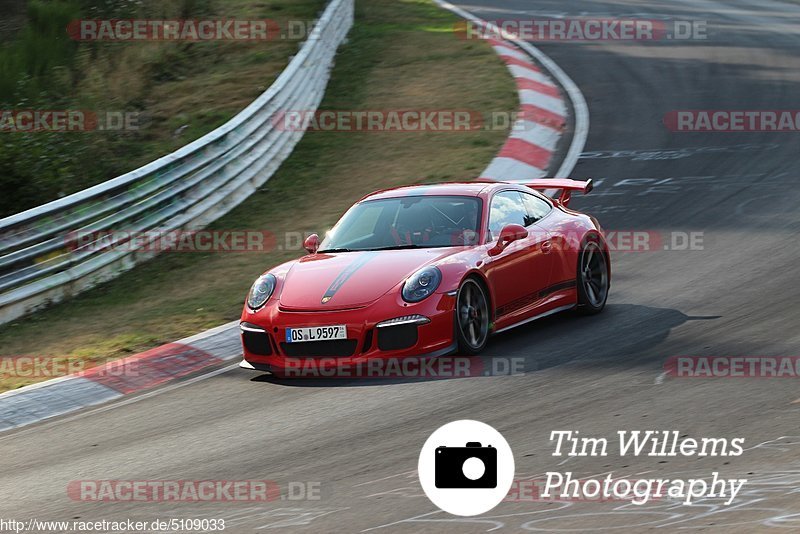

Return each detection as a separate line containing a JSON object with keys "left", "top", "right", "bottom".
{"left": 249, "top": 304, "right": 715, "bottom": 388}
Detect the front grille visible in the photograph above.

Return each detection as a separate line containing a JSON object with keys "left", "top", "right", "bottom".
{"left": 361, "top": 329, "right": 374, "bottom": 353}
{"left": 241, "top": 328, "right": 272, "bottom": 356}
{"left": 280, "top": 339, "right": 358, "bottom": 358}
{"left": 377, "top": 323, "right": 418, "bottom": 351}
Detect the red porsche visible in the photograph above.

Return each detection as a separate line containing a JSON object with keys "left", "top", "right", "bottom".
{"left": 239, "top": 179, "right": 610, "bottom": 373}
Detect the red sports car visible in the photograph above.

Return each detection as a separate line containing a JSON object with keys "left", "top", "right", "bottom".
{"left": 239, "top": 179, "right": 609, "bottom": 374}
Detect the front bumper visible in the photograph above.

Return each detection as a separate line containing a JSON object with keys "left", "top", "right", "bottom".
{"left": 239, "top": 290, "right": 457, "bottom": 373}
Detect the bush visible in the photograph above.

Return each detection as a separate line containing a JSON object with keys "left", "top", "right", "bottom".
{"left": 0, "top": 0, "right": 217, "bottom": 217}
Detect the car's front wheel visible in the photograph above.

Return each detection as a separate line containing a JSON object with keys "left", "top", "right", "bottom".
{"left": 577, "top": 238, "right": 609, "bottom": 314}
{"left": 456, "top": 278, "right": 490, "bottom": 354}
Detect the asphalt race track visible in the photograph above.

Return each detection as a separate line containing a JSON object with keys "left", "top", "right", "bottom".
{"left": 2, "top": 0, "right": 800, "bottom": 531}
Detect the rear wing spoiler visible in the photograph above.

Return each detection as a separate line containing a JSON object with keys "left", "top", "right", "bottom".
{"left": 523, "top": 178, "right": 593, "bottom": 206}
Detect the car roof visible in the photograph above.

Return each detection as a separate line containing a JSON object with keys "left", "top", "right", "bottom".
{"left": 359, "top": 181, "right": 518, "bottom": 202}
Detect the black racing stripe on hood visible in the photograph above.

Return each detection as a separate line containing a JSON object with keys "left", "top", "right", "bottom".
{"left": 321, "top": 252, "right": 379, "bottom": 304}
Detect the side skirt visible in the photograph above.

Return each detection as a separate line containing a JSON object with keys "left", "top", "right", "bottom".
{"left": 492, "top": 304, "right": 575, "bottom": 335}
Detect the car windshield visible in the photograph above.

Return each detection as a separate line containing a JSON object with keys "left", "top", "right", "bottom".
{"left": 319, "top": 195, "right": 481, "bottom": 251}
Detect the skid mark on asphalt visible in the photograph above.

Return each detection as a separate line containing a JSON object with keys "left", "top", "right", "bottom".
{"left": 744, "top": 435, "right": 800, "bottom": 453}
{"left": 575, "top": 171, "right": 789, "bottom": 215}
{"left": 580, "top": 143, "right": 779, "bottom": 161}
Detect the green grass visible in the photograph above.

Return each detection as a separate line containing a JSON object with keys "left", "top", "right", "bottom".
{"left": 0, "top": 0, "right": 80, "bottom": 98}
{"left": 0, "top": 0, "right": 327, "bottom": 216}
{"left": 0, "top": 0, "right": 519, "bottom": 392}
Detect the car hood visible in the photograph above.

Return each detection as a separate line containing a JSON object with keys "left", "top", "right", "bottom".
{"left": 278, "top": 249, "right": 457, "bottom": 310}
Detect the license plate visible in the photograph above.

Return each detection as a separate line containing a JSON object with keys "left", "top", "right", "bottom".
{"left": 285, "top": 325, "right": 347, "bottom": 343}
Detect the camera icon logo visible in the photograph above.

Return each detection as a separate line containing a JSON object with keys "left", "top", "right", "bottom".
{"left": 435, "top": 442, "right": 497, "bottom": 488}
{"left": 418, "top": 420, "right": 514, "bottom": 516}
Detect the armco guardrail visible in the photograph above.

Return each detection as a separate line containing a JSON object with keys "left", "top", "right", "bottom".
{"left": 0, "top": 0, "right": 353, "bottom": 325}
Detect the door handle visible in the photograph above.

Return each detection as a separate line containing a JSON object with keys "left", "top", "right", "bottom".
{"left": 541, "top": 240, "right": 552, "bottom": 253}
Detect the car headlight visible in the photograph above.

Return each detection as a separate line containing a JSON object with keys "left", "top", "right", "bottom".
{"left": 402, "top": 266, "right": 442, "bottom": 303}
{"left": 247, "top": 274, "right": 276, "bottom": 310}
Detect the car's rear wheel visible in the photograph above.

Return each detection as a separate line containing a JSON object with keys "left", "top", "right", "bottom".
{"left": 577, "top": 239, "right": 609, "bottom": 314}
{"left": 456, "top": 278, "right": 490, "bottom": 354}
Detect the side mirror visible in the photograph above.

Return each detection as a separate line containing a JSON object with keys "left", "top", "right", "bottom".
{"left": 303, "top": 233, "right": 320, "bottom": 254}
{"left": 490, "top": 224, "right": 528, "bottom": 255}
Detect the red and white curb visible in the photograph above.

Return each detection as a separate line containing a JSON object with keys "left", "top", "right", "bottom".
{"left": 482, "top": 37, "right": 566, "bottom": 180}
{"left": 0, "top": 321, "right": 240, "bottom": 432}
{"left": 434, "top": 0, "right": 589, "bottom": 181}
{"left": 0, "top": 2, "right": 589, "bottom": 434}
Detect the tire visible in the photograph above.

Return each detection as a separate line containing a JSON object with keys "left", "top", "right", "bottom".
{"left": 455, "top": 278, "right": 490, "bottom": 355}
{"left": 576, "top": 238, "right": 609, "bottom": 315}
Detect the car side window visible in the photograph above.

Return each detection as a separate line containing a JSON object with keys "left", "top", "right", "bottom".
{"left": 488, "top": 191, "right": 527, "bottom": 241}
{"left": 520, "top": 192, "right": 552, "bottom": 225}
